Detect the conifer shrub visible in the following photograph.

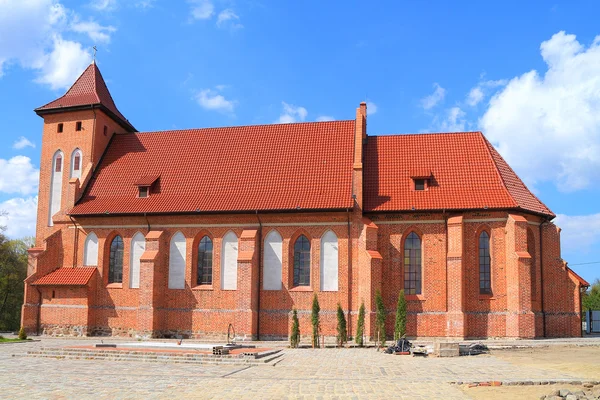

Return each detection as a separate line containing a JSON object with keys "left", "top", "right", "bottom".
{"left": 336, "top": 303, "right": 347, "bottom": 347}
{"left": 18, "top": 327, "right": 27, "bottom": 340}
{"left": 356, "top": 302, "right": 365, "bottom": 347}
{"left": 394, "top": 289, "right": 407, "bottom": 341}
{"left": 311, "top": 294, "right": 320, "bottom": 348}
{"left": 290, "top": 309, "right": 300, "bottom": 348}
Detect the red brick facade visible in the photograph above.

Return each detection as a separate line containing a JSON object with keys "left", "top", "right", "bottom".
{"left": 22, "top": 66, "right": 587, "bottom": 340}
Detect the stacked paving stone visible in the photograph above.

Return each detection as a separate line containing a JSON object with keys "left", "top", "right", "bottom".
{"left": 541, "top": 384, "right": 600, "bottom": 400}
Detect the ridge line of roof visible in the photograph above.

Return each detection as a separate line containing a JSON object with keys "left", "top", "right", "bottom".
{"left": 125, "top": 119, "right": 355, "bottom": 135}
{"left": 369, "top": 131, "right": 482, "bottom": 138}
{"left": 478, "top": 132, "right": 519, "bottom": 210}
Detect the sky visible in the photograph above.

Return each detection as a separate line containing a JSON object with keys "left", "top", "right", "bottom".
{"left": 0, "top": 0, "right": 599, "bottom": 284}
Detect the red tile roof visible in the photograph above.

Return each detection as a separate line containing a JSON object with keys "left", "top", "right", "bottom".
{"left": 134, "top": 175, "right": 160, "bottom": 186}
{"left": 70, "top": 121, "right": 356, "bottom": 215}
{"left": 35, "top": 63, "right": 135, "bottom": 132}
{"left": 363, "top": 132, "right": 554, "bottom": 217}
{"left": 32, "top": 268, "right": 97, "bottom": 286}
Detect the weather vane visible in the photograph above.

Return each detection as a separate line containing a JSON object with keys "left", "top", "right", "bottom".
{"left": 93, "top": 46, "right": 98, "bottom": 62}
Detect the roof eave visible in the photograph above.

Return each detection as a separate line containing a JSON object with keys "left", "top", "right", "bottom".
{"left": 34, "top": 103, "right": 137, "bottom": 133}
{"left": 364, "top": 206, "right": 555, "bottom": 219}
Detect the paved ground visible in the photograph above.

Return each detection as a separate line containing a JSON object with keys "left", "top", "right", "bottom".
{"left": 1, "top": 337, "right": 599, "bottom": 399}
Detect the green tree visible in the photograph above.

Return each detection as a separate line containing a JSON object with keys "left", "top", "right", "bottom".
{"left": 0, "top": 229, "right": 29, "bottom": 332}
{"left": 311, "top": 294, "right": 320, "bottom": 348}
{"left": 336, "top": 303, "right": 347, "bottom": 347}
{"left": 394, "top": 289, "right": 407, "bottom": 341}
{"left": 355, "top": 302, "right": 365, "bottom": 346}
{"left": 583, "top": 279, "right": 600, "bottom": 311}
{"left": 290, "top": 309, "right": 300, "bottom": 348}
{"left": 375, "top": 290, "right": 386, "bottom": 346}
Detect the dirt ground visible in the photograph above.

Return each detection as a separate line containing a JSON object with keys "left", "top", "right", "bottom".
{"left": 460, "top": 345, "right": 600, "bottom": 399}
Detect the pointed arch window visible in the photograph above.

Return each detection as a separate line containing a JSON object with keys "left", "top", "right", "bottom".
{"left": 293, "top": 235, "right": 311, "bottom": 287}
{"left": 320, "top": 230, "right": 338, "bottom": 291}
{"left": 108, "top": 236, "right": 124, "bottom": 284}
{"left": 48, "top": 150, "right": 64, "bottom": 226}
{"left": 479, "top": 231, "right": 491, "bottom": 294}
{"left": 263, "top": 231, "right": 283, "bottom": 290}
{"left": 404, "top": 232, "right": 422, "bottom": 295}
{"left": 197, "top": 236, "right": 213, "bottom": 285}
{"left": 71, "top": 149, "right": 82, "bottom": 179}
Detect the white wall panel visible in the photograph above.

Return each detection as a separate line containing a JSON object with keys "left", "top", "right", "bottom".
{"left": 221, "top": 232, "right": 238, "bottom": 290}
{"left": 129, "top": 232, "right": 145, "bottom": 289}
{"left": 83, "top": 232, "right": 98, "bottom": 266}
{"left": 320, "top": 230, "right": 339, "bottom": 291}
{"left": 168, "top": 232, "right": 186, "bottom": 289}
{"left": 263, "top": 230, "right": 282, "bottom": 290}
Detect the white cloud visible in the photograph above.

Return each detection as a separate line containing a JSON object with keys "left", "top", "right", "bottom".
{"left": 188, "top": 0, "right": 214, "bottom": 20}
{"left": 366, "top": 102, "right": 377, "bottom": 115}
{"left": 217, "top": 9, "right": 243, "bottom": 29}
{"left": 481, "top": 31, "right": 600, "bottom": 192}
{"left": 316, "top": 116, "right": 335, "bottom": 122}
{"left": 554, "top": 213, "right": 600, "bottom": 255}
{"left": 194, "top": 87, "right": 235, "bottom": 113}
{"left": 35, "top": 36, "right": 92, "bottom": 90}
{"left": 135, "top": 0, "right": 156, "bottom": 8}
{"left": 466, "top": 87, "right": 484, "bottom": 106}
{"left": 0, "top": 156, "right": 39, "bottom": 196}
{"left": 421, "top": 83, "right": 446, "bottom": 110}
{"left": 71, "top": 19, "right": 116, "bottom": 44}
{"left": 12, "top": 137, "right": 35, "bottom": 150}
{"left": 277, "top": 102, "right": 308, "bottom": 123}
{"left": 90, "top": 0, "right": 117, "bottom": 11}
{"left": 428, "top": 106, "right": 467, "bottom": 132}
{"left": 0, "top": 196, "right": 38, "bottom": 239}
{"left": 0, "top": 0, "right": 101, "bottom": 89}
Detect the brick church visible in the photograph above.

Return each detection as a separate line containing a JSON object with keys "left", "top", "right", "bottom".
{"left": 22, "top": 62, "right": 589, "bottom": 339}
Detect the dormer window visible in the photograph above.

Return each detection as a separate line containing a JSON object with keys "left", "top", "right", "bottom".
{"left": 411, "top": 170, "right": 432, "bottom": 191}
{"left": 138, "top": 186, "right": 149, "bottom": 198}
{"left": 134, "top": 175, "right": 160, "bottom": 198}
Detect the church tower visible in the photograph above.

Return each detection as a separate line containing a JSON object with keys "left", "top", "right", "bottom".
{"left": 34, "top": 62, "right": 136, "bottom": 244}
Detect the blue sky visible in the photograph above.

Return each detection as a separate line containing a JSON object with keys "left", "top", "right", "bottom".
{"left": 0, "top": 0, "right": 599, "bottom": 284}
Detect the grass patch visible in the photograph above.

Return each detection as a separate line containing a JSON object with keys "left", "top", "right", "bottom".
{"left": 0, "top": 338, "right": 31, "bottom": 343}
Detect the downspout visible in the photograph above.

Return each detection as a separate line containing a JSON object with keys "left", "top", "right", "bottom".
{"left": 144, "top": 212, "right": 151, "bottom": 233}
{"left": 255, "top": 211, "right": 262, "bottom": 340}
{"left": 539, "top": 217, "right": 547, "bottom": 338}
{"left": 443, "top": 210, "right": 448, "bottom": 313}
{"left": 346, "top": 208, "right": 352, "bottom": 338}
{"left": 69, "top": 215, "right": 79, "bottom": 267}
{"left": 90, "top": 105, "right": 97, "bottom": 164}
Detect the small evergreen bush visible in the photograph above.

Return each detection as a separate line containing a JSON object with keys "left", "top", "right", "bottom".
{"left": 290, "top": 309, "right": 300, "bottom": 348}
{"left": 311, "top": 294, "right": 320, "bottom": 348}
{"left": 18, "top": 327, "right": 27, "bottom": 340}
{"left": 394, "top": 289, "right": 407, "bottom": 341}
{"left": 356, "top": 302, "right": 365, "bottom": 347}
{"left": 336, "top": 303, "right": 347, "bottom": 347}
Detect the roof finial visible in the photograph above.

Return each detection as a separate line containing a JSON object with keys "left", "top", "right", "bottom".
{"left": 92, "top": 46, "right": 97, "bottom": 63}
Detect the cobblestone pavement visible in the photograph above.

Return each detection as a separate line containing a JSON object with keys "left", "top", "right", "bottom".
{"left": 0, "top": 339, "right": 594, "bottom": 399}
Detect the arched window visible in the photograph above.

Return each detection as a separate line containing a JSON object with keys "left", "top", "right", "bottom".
{"left": 528, "top": 228, "right": 536, "bottom": 299}
{"left": 70, "top": 149, "right": 82, "bottom": 179}
{"left": 221, "top": 232, "right": 239, "bottom": 290}
{"left": 108, "top": 236, "right": 124, "bottom": 284}
{"left": 263, "top": 230, "right": 283, "bottom": 290}
{"left": 293, "top": 235, "right": 311, "bottom": 287}
{"left": 129, "top": 232, "right": 145, "bottom": 289}
{"left": 479, "top": 231, "right": 491, "bottom": 294}
{"left": 83, "top": 232, "right": 98, "bottom": 266}
{"left": 168, "top": 232, "right": 186, "bottom": 289}
{"left": 404, "top": 232, "right": 421, "bottom": 295}
{"left": 320, "top": 230, "right": 338, "bottom": 291}
{"left": 197, "top": 236, "right": 213, "bottom": 285}
{"left": 48, "top": 150, "right": 64, "bottom": 226}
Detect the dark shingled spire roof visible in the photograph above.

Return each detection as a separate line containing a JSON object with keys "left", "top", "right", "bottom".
{"left": 35, "top": 63, "right": 136, "bottom": 132}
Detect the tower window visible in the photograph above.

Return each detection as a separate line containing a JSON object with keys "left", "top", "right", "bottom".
{"left": 55, "top": 156, "right": 62, "bottom": 172}
{"left": 104, "top": 126, "right": 108, "bottom": 136}
{"left": 74, "top": 154, "right": 81, "bottom": 171}
{"left": 414, "top": 179, "right": 425, "bottom": 191}
{"left": 57, "top": 123, "right": 63, "bottom": 133}
{"left": 76, "top": 121, "right": 82, "bottom": 131}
